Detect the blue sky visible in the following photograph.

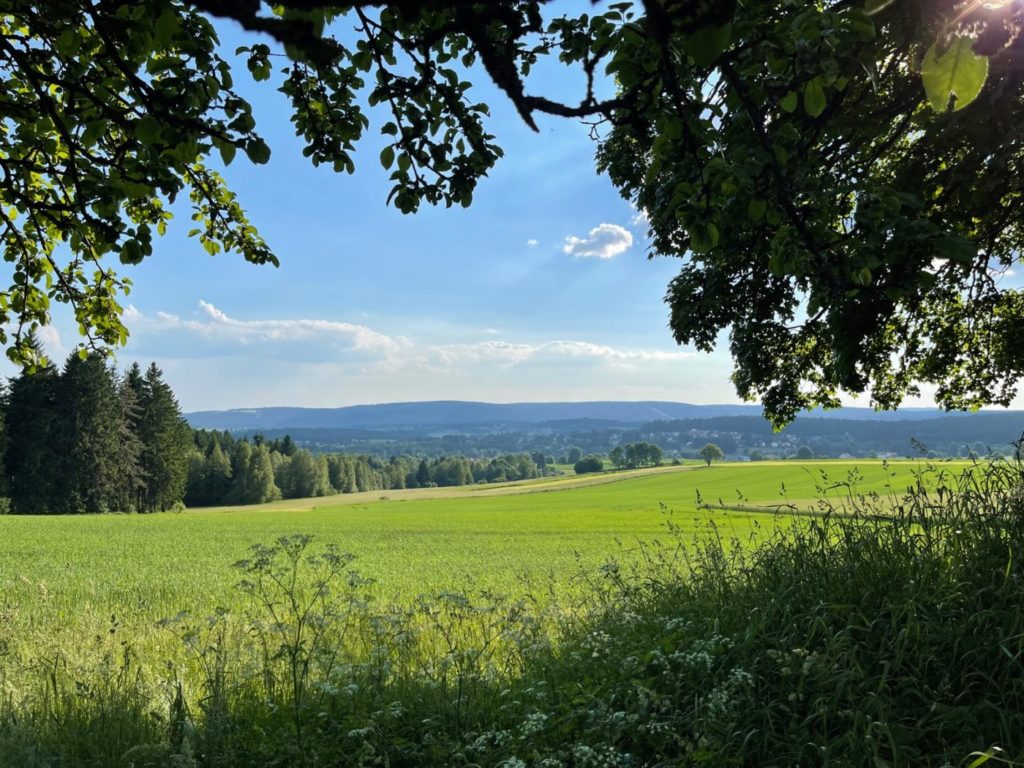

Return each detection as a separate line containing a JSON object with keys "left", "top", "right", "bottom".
{"left": 23, "top": 12, "right": 1010, "bottom": 413}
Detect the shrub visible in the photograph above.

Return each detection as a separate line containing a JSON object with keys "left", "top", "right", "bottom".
{"left": 573, "top": 455, "right": 604, "bottom": 474}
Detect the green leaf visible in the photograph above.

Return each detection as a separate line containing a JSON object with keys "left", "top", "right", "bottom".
{"left": 119, "top": 239, "right": 143, "bottom": 265}
{"left": 244, "top": 138, "right": 271, "bottom": 164}
{"left": 81, "top": 120, "right": 106, "bottom": 148}
{"left": 134, "top": 115, "right": 162, "bottom": 145}
{"left": 921, "top": 37, "right": 988, "bottom": 112}
{"left": 688, "top": 222, "right": 719, "bottom": 252}
{"left": 380, "top": 145, "right": 395, "bottom": 170}
{"left": 686, "top": 23, "right": 732, "bottom": 67}
{"left": 154, "top": 8, "right": 179, "bottom": 45}
{"left": 218, "top": 142, "right": 236, "bottom": 166}
{"left": 803, "top": 77, "right": 826, "bottom": 118}
{"left": 779, "top": 91, "right": 798, "bottom": 113}
{"left": 747, "top": 198, "right": 767, "bottom": 221}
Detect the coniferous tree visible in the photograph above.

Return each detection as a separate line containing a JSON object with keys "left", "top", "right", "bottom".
{"left": 416, "top": 459, "right": 431, "bottom": 488}
{"left": 4, "top": 337, "right": 60, "bottom": 513}
{"left": 137, "top": 363, "right": 192, "bottom": 512}
{"left": 184, "top": 450, "right": 208, "bottom": 507}
{"left": 225, "top": 440, "right": 254, "bottom": 505}
{"left": 204, "top": 441, "right": 233, "bottom": 503}
{"left": 112, "top": 372, "right": 146, "bottom": 512}
{"left": 54, "top": 353, "right": 125, "bottom": 513}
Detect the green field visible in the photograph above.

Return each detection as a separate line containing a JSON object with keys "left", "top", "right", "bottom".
{"left": 4, "top": 457, "right": 1017, "bottom": 768}
{"left": 0, "top": 460, "right": 964, "bottom": 650}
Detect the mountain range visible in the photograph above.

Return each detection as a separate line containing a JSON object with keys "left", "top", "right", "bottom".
{"left": 185, "top": 400, "right": 975, "bottom": 431}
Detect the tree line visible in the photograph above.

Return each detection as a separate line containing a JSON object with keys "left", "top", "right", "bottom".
{"left": 609, "top": 442, "right": 664, "bottom": 470}
{"left": 0, "top": 356, "right": 674, "bottom": 513}
{"left": 0, "top": 341, "right": 192, "bottom": 514}
{"left": 185, "top": 432, "right": 544, "bottom": 507}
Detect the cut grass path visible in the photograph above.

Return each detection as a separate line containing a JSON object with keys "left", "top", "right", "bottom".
{"left": 0, "top": 460, "right": 966, "bottom": 649}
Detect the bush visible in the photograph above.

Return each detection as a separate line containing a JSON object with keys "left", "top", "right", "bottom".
{"left": 573, "top": 455, "right": 604, "bottom": 474}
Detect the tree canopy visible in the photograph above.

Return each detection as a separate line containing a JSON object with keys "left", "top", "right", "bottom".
{"left": 699, "top": 443, "right": 724, "bottom": 466}
{"left": 1, "top": 0, "right": 1021, "bottom": 424}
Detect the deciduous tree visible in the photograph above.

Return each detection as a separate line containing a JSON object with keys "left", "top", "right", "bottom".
{"left": 699, "top": 443, "right": 724, "bottom": 467}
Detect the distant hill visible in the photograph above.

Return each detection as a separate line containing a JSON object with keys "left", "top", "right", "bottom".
{"left": 185, "top": 400, "right": 968, "bottom": 431}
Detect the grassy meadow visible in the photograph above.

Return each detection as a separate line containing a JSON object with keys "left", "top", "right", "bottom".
{"left": 0, "top": 460, "right": 960, "bottom": 641}
{"left": 6, "top": 456, "right": 1020, "bottom": 768}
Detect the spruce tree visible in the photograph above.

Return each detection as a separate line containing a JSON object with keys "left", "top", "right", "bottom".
{"left": 137, "top": 363, "right": 192, "bottom": 512}
{"left": 112, "top": 372, "right": 146, "bottom": 512}
{"left": 55, "top": 353, "right": 123, "bottom": 513}
{"left": 225, "top": 440, "right": 253, "bottom": 504}
{"left": 4, "top": 337, "right": 60, "bottom": 513}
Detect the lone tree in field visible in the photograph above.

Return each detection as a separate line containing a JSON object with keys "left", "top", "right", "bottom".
{"left": 699, "top": 443, "right": 725, "bottom": 467}
{"left": 2, "top": 1, "right": 1022, "bottom": 424}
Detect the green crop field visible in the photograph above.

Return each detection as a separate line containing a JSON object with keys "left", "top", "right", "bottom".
{"left": 0, "top": 459, "right": 965, "bottom": 652}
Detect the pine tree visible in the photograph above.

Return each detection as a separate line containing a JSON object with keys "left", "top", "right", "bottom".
{"left": 137, "top": 363, "right": 192, "bottom": 512}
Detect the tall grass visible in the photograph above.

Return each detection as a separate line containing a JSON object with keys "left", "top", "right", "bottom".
{"left": 1, "top": 460, "right": 1022, "bottom": 766}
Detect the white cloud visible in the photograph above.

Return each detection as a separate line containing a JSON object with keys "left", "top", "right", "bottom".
{"left": 563, "top": 223, "right": 633, "bottom": 259}
{"left": 136, "top": 301, "right": 409, "bottom": 354}
{"left": 526, "top": 238, "right": 538, "bottom": 247}
{"left": 36, "top": 325, "right": 65, "bottom": 358}
{"left": 631, "top": 207, "right": 650, "bottom": 229}
{"left": 132, "top": 302, "right": 686, "bottom": 369}
{"left": 430, "top": 339, "right": 689, "bottom": 368}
